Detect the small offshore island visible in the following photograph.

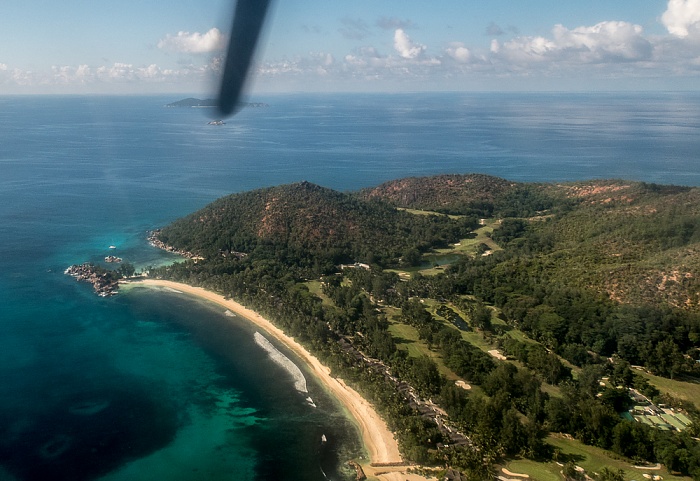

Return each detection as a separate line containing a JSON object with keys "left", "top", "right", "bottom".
{"left": 73, "top": 174, "right": 700, "bottom": 480}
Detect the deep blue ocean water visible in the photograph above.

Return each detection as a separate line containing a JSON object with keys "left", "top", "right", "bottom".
{"left": 1, "top": 92, "right": 699, "bottom": 481}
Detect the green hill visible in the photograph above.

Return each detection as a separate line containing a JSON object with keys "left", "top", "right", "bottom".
{"left": 151, "top": 174, "right": 700, "bottom": 478}
{"left": 155, "top": 181, "right": 477, "bottom": 268}
{"left": 357, "top": 176, "right": 700, "bottom": 311}
{"left": 357, "top": 173, "right": 560, "bottom": 217}
{"left": 157, "top": 176, "right": 700, "bottom": 310}
{"left": 359, "top": 174, "right": 514, "bottom": 211}
{"left": 495, "top": 180, "right": 700, "bottom": 310}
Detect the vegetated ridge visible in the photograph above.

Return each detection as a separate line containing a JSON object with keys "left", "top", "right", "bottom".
{"left": 150, "top": 174, "right": 700, "bottom": 480}
{"left": 156, "top": 180, "right": 478, "bottom": 268}
{"left": 363, "top": 175, "right": 700, "bottom": 310}
{"left": 359, "top": 173, "right": 519, "bottom": 216}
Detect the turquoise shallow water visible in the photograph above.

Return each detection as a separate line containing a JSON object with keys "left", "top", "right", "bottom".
{"left": 1, "top": 92, "right": 699, "bottom": 480}
{"left": 0, "top": 273, "right": 360, "bottom": 481}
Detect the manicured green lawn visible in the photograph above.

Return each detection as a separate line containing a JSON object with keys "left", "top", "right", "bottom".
{"left": 303, "top": 280, "right": 334, "bottom": 306}
{"left": 388, "top": 216, "right": 505, "bottom": 276}
{"left": 544, "top": 434, "right": 691, "bottom": 481}
{"left": 502, "top": 458, "right": 561, "bottom": 481}
{"left": 432, "top": 222, "right": 503, "bottom": 258}
{"left": 398, "top": 207, "right": 464, "bottom": 220}
{"left": 502, "top": 434, "right": 693, "bottom": 481}
{"left": 387, "top": 320, "right": 460, "bottom": 380}
{"left": 636, "top": 370, "right": 700, "bottom": 409}
{"left": 502, "top": 328, "right": 537, "bottom": 347}
{"left": 386, "top": 320, "right": 420, "bottom": 343}
{"left": 539, "top": 382, "right": 563, "bottom": 399}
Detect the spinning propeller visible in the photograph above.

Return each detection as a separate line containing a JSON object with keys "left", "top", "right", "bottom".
{"left": 216, "top": 0, "right": 274, "bottom": 118}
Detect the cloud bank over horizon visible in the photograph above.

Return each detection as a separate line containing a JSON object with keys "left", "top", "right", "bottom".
{"left": 2, "top": 0, "right": 700, "bottom": 93}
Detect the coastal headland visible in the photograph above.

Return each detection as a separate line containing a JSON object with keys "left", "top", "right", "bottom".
{"left": 123, "top": 279, "right": 430, "bottom": 481}
{"left": 135, "top": 176, "right": 700, "bottom": 479}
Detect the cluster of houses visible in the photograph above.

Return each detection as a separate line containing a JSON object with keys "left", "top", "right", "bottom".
{"left": 339, "top": 262, "right": 371, "bottom": 270}
{"left": 625, "top": 388, "right": 692, "bottom": 432}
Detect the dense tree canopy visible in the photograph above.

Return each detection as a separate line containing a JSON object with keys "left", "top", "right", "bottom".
{"left": 149, "top": 174, "right": 700, "bottom": 478}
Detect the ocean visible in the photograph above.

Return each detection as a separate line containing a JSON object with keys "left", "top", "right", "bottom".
{"left": 0, "top": 92, "right": 699, "bottom": 481}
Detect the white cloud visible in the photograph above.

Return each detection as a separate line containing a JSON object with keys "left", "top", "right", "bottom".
{"left": 6, "top": 2, "right": 700, "bottom": 93}
{"left": 492, "top": 21, "right": 651, "bottom": 65}
{"left": 98, "top": 63, "right": 130, "bottom": 79}
{"left": 496, "top": 36, "right": 558, "bottom": 63}
{"left": 344, "top": 47, "right": 383, "bottom": 68}
{"left": 75, "top": 64, "right": 90, "bottom": 78}
{"left": 662, "top": 0, "right": 700, "bottom": 37}
{"left": 258, "top": 52, "right": 336, "bottom": 78}
{"left": 393, "top": 29, "right": 426, "bottom": 59}
{"left": 313, "top": 52, "right": 335, "bottom": 67}
{"left": 157, "top": 28, "right": 226, "bottom": 54}
{"left": 0, "top": 61, "right": 211, "bottom": 91}
{"left": 552, "top": 21, "right": 652, "bottom": 61}
{"left": 445, "top": 42, "right": 472, "bottom": 63}
{"left": 10, "top": 68, "right": 34, "bottom": 86}
{"left": 302, "top": 52, "right": 335, "bottom": 77}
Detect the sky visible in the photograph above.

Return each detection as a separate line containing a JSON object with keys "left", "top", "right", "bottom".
{"left": 1, "top": 0, "right": 700, "bottom": 94}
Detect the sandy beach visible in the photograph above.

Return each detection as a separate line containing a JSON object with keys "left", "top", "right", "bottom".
{"left": 127, "top": 279, "right": 405, "bottom": 471}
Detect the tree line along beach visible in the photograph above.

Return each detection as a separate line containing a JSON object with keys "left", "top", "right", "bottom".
{"left": 64, "top": 173, "right": 700, "bottom": 480}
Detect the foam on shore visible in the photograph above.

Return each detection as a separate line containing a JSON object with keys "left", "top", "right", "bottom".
{"left": 129, "top": 279, "right": 404, "bottom": 466}
{"left": 253, "top": 332, "right": 308, "bottom": 394}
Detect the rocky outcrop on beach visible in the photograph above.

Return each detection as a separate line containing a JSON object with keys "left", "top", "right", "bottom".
{"left": 347, "top": 461, "right": 366, "bottom": 481}
{"left": 65, "top": 263, "right": 120, "bottom": 296}
{"left": 148, "top": 230, "right": 204, "bottom": 260}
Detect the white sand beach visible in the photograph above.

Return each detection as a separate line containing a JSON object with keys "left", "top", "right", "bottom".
{"left": 127, "top": 279, "right": 406, "bottom": 471}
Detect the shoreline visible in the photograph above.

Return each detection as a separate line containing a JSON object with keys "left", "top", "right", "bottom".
{"left": 123, "top": 278, "right": 407, "bottom": 471}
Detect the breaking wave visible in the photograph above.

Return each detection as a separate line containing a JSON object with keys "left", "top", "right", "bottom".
{"left": 253, "top": 332, "right": 308, "bottom": 393}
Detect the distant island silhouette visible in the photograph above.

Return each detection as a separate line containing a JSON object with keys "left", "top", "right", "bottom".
{"left": 165, "top": 98, "right": 268, "bottom": 108}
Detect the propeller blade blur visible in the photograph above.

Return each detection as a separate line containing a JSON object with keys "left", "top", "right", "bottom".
{"left": 216, "top": 0, "right": 273, "bottom": 118}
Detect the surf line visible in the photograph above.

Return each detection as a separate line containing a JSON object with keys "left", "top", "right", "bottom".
{"left": 253, "top": 331, "right": 316, "bottom": 407}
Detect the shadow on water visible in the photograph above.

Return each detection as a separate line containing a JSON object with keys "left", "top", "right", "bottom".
{"left": 0, "top": 383, "right": 179, "bottom": 481}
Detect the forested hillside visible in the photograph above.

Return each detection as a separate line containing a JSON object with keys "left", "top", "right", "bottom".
{"left": 358, "top": 173, "right": 563, "bottom": 217}
{"left": 156, "top": 181, "right": 478, "bottom": 269}
{"left": 365, "top": 176, "right": 700, "bottom": 312}
{"left": 369, "top": 176, "right": 700, "bottom": 375}
{"left": 150, "top": 175, "right": 700, "bottom": 480}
